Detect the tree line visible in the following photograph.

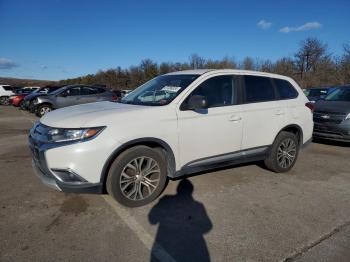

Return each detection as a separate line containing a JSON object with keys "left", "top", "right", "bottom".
{"left": 59, "top": 37, "right": 350, "bottom": 90}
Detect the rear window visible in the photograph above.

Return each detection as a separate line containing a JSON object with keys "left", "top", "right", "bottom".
{"left": 274, "top": 79, "right": 298, "bottom": 99}
{"left": 243, "top": 76, "right": 275, "bottom": 103}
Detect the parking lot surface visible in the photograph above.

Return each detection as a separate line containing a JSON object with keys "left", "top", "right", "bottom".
{"left": 1, "top": 105, "right": 350, "bottom": 262}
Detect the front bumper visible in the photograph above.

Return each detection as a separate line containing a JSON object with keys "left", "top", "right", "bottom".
{"left": 313, "top": 122, "right": 350, "bottom": 142}
{"left": 29, "top": 135, "right": 103, "bottom": 194}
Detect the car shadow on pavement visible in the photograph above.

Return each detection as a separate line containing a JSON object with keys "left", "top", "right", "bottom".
{"left": 148, "top": 179, "right": 213, "bottom": 262}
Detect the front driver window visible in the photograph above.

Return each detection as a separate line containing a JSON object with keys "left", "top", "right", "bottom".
{"left": 183, "top": 75, "right": 236, "bottom": 108}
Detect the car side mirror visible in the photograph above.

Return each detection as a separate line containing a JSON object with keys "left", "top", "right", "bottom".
{"left": 186, "top": 95, "right": 208, "bottom": 110}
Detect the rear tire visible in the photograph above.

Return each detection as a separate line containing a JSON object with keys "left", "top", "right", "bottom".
{"left": 106, "top": 146, "right": 168, "bottom": 207}
{"left": 36, "top": 104, "right": 52, "bottom": 117}
{"left": 264, "top": 131, "right": 299, "bottom": 173}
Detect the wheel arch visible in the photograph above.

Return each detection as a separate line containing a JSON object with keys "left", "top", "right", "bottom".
{"left": 100, "top": 138, "right": 176, "bottom": 193}
{"left": 277, "top": 124, "right": 304, "bottom": 146}
{"left": 37, "top": 102, "right": 53, "bottom": 108}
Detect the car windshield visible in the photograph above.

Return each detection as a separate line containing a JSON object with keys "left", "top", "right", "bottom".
{"left": 48, "top": 87, "right": 61, "bottom": 94}
{"left": 325, "top": 87, "right": 350, "bottom": 101}
{"left": 120, "top": 74, "right": 199, "bottom": 106}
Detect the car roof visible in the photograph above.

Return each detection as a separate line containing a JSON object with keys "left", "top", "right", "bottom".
{"left": 165, "top": 69, "right": 293, "bottom": 80}
{"left": 166, "top": 69, "right": 214, "bottom": 75}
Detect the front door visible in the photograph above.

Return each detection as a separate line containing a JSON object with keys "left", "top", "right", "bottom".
{"left": 177, "top": 75, "right": 243, "bottom": 168}
{"left": 56, "top": 86, "right": 81, "bottom": 107}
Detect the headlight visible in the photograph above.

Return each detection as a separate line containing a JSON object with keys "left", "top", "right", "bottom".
{"left": 346, "top": 113, "right": 350, "bottom": 120}
{"left": 47, "top": 126, "right": 105, "bottom": 143}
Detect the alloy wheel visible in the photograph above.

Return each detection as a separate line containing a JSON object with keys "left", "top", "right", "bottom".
{"left": 277, "top": 138, "right": 297, "bottom": 168}
{"left": 119, "top": 156, "right": 160, "bottom": 201}
{"left": 40, "top": 106, "right": 51, "bottom": 116}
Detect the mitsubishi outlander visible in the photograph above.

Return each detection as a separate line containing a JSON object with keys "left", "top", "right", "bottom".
{"left": 29, "top": 69, "right": 313, "bottom": 207}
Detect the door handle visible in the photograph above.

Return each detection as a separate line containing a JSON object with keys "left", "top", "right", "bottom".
{"left": 229, "top": 115, "right": 242, "bottom": 122}
{"left": 275, "top": 110, "right": 285, "bottom": 116}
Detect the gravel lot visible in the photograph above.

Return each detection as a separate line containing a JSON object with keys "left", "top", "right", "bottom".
{"left": 1, "top": 105, "right": 350, "bottom": 262}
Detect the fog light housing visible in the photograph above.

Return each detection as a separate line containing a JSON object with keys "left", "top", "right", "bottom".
{"left": 51, "top": 169, "right": 87, "bottom": 183}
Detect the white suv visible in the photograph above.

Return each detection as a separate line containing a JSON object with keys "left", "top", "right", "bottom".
{"left": 29, "top": 69, "right": 313, "bottom": 207}
{"left": 0, "top": 85, "right": 14, "bottom": 105}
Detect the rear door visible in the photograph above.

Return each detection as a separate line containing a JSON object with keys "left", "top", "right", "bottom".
{"left": 239, "top": 75, "right": 283, "bottom": 150}
{"left": 79, "top": 86, "right": 109, "bottom": 103}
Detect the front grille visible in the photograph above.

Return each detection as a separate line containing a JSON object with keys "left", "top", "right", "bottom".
{"left": 313, "top": 111, "right": 346, "bottom": 124}
{"left": 29, "top": 135, "right": 55, "bottom": 179}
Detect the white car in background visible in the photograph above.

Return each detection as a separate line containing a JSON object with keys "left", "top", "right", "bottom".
{"left": 29, "top": 69, "right": 313, "bottom": 207}
{"left": 0, "top": 85, "right": 15, "bottom": 105}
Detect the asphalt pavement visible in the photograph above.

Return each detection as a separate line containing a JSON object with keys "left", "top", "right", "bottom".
{"left": 1, "top": 105, "right": 350, "bottom": 262}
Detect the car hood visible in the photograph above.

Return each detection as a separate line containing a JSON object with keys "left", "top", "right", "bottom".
{"left": 40, "top": 101, "right": 151, "bottom": 128}
{"left": 314, "top": 100, "right": 350, "bottom": 114}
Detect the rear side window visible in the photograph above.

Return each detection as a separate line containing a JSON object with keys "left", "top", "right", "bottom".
{"left": 3, "top": 86, "right": 12, "bottom": 91}
{"left": 81, "top": 87, "right": 106, "bottom": 95}
{"left": 274, "top": 79, "right": 298, "bottom": 99}
{"left": 183, "top": 75, "right": 237, "bottom": 108}
{"left": 243, "top": 76, "right": 275, "bottom": 103}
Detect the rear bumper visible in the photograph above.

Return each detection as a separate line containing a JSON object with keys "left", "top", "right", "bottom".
{"left": 12, "top": 100, "right": 22, "bottom": 107}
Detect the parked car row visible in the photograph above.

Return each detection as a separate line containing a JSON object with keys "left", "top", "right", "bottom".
{"left": 1, "top": 84, "right": 123, "bottom": 116}
{"left": 0, "top": 85, "right": 40, "bottom": 105}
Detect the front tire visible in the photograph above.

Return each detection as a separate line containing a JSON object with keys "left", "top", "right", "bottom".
{"left": 0, "top": 96, "right": 10, "bottom": 105}
{"left": 264, "top": 131, "right": 299, "bottom": 173}
{"left": 36, "top": 104, "right": 52, "bottom": 117}
{"left": 106, "top": 146, "right": 168, "bottom": 207}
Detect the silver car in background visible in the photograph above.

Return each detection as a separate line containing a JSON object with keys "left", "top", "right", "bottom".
{"left": 33, "top": 85, "right": 118, "bottom": 117}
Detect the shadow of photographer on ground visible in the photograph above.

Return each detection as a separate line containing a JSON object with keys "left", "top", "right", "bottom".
{"left": 148, "top": 178, "right": 213, "bottom": 262}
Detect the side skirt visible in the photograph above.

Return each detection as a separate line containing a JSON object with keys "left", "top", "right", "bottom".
{"left": 171, "top": 145, "right": 270, "bottom": 179}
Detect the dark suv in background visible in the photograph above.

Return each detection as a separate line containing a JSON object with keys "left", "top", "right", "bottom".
{"left": 32, "top": 85, "right": 118, "bottom": 117}
{"left": 313, "top": 85, "right": 350, "bottom": 142}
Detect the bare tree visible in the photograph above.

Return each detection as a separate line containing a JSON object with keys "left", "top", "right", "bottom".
{"left": 241, "top": 57, "right": 255, "bottom": 70}
{"left": 189, "top": 54, "right": 206, "bottom": 69}
{"left": 294, "top": 38, "right": 328, "bottom": 78}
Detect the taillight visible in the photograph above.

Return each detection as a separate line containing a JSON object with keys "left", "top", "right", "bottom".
{"left": 112, "top": 95, "right": 118, "bottom": 101}
{"left": 305, "top": 102, "right": 315, "bottom": 113}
